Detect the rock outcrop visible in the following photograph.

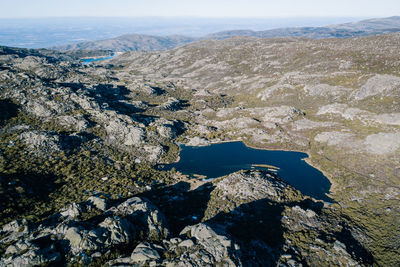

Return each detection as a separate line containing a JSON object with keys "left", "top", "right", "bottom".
{"left": 0, "top": 171, "right": 373, "bottom": 266}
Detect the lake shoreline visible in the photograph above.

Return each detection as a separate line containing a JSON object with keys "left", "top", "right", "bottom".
{"left": 168, "top": 139, "right": 332, "bottom": 201}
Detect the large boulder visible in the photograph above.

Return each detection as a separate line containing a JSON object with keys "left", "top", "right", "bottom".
{"left": 130, "top": 242, "right": 161, "bottom": 263}
{"left": 98, "top": 216, "right": 135, "bottom": 246}
{"left": 179, "top": 223, "right": 237, "bottom": 263}
{"left": 87, "top": 196, "right": 108, "bottom": 211}
{"left": 109, "top": 197, "right": 169, "bottom": 241}
{"left": 1, "top": 237, "right": 61, "bottom": 267}
{"left": 64, "top": 227, "right": 101, "bottom": 252}
{"left": 104, "top": 117, "right": 144, "bottom": 147}
{"left": 59, "top": 203, "right": 84, "bottom": 221}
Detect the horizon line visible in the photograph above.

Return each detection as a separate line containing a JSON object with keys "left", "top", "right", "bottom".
{"left": 0, "top": 15, "right": 384, "bottom": 20}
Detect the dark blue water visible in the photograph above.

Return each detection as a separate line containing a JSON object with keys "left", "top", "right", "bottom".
{"left": 82, "top": 54, "right": 116, "bottom": 64}
{"left": 164, "top": 141, "right": 332, "bottom": 201}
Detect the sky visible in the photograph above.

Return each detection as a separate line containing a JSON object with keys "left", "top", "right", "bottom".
{"left": 1, "top": 0, "right": 399, "bottom": 18}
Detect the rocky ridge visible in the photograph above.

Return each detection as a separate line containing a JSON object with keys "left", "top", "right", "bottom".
{"left": 0, "top": 171, "right": 371, "bottom": 266}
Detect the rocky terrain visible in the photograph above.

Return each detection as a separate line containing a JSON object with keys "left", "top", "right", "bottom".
{"left": 0, "top": 171, "right": 373, "bottom": 266}
{"left": 104, "top": 33, "right": 400, "bottom": 265}
{"left": 0, "top": 32, "right": 400, "bottom": 265}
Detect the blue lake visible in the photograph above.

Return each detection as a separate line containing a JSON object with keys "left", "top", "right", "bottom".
{"left": 163, "top": 141, "right": 332, "bottom": 201}
{"left": 81, "top": 54, "right": 116, "bottom": 64}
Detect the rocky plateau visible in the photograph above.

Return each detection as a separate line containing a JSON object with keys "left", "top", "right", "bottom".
{"left": 0, "top": 30, "right": 400, "bottom": 266}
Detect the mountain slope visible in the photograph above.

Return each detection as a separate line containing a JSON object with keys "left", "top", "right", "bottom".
{"left": 54, "top": 34, "right": 197, "bottom": 52}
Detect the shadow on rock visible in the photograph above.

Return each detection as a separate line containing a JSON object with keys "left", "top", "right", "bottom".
{"left": 138, "top": 181, "right": 215, "bottom": 235}
{"left": 0, "top": 99, "right": 20, "bottom": 125}
{"left": 204, "top": 196, "right": 374, "bottom": 266}
{"left": 0, "top": 172, "right": 64, "bottom": 222}
{"left": 206, "top": 198, "right": 287, "bottom": 265}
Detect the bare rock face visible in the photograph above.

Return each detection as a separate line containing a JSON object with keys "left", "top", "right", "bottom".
{"left": 57, "top": 115, "right": 89, "bottom": 131}
{"left": 372, "top": 113, "right": 400, "bottom": 126}
{"left": 314, "top": 131, "right": 358, "bottom": 147}
{"left": 59, "top": 203, "right": 83, "bottom": 221}
{"left": 203, "top": 170, "right": 372, "bottom": 266}
{"left": 364, "top": 132, "right": 400, "bottom": 155}
{"left": 108, "top": 197, "right": 169, "bottom": 241}
{"left": 98, "top": 216, "right": 136, "bottom": 246}
{"left": 186, "top": 136, "right": 210, "bottom": 146}
{"left": 215, "top": 170, "right": 302, "bottom": 202}
{"left": 18, "top": 130, "right": 84, "bottom": 156}
{"left": 19, "top": 131, "right": 62, "bottom": 155}
{"left": 87, "top": 196, "right": 108, "bottom": 211}
{"left": 317, "top": 103, "right": 369, "bottom": 120}
{"left": 292, "top": 118, "right": 337, "bottom": 131}
{"left": 156, "top": 123, "right": 178, "bottom": 139}
{"left": 104, "top": 117, "right": 145, "bottom": 147}
{"left": 2, "top": 31, "right": 399, "bottom": 266}
{"left": 303, "top": 83, "right": 351, "bottom": 98}
{"left": 355, "top": 74, "right": 400, "bottom": 100}
{"left": 314, "top": 130, "right": 400, "bottom": 155}
{"left": 179, "top": 223, "right": 239, "bottom": 264}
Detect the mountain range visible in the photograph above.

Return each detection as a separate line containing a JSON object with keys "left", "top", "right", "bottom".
{"left": 53, "top": 16, "right": 400, "bottom": 52}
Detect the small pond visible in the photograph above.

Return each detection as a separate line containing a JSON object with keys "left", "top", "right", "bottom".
{"left": 81, "top": 54, "right": 116, "bottom": 64}
{"left": 162, "top": 141, "right": 332, "bottom": 201}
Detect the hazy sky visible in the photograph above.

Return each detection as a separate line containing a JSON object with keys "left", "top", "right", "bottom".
{"left": 1, "top": 0, "right": 399, "bottom": 18}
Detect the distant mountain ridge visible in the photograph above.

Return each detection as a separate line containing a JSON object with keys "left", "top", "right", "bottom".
{"left": 205, "top": 16, "right": 400, "bottom": 39}
{"left": 54, "top": 34, "right": 196, "bottom": 52}
{"left": 53, "top": 16, "right": 400, "bottom": 52}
